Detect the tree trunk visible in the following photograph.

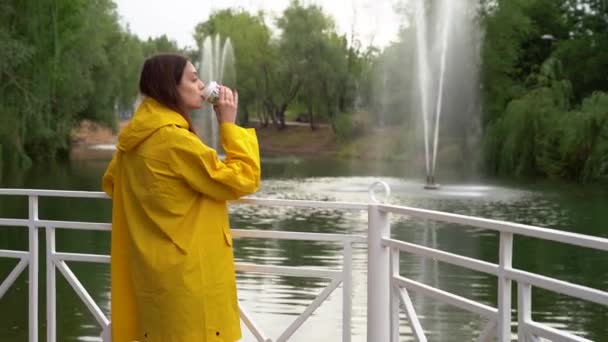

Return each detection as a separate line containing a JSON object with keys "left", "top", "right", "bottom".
{"left": 263, "top": 99, "right": 279, "bottom": 129}
{"left": 256, "top": 110, "right": 266, "bottom": 128}
{"left": 308, "top": 101, "right": 315, "bottom": 131}
{"left": 328, "top": 100, "right": 337, "bottom": 134}
{"left": 277, "top": 103, "right": 288, "bottom": 130}
{"left": 270, "top": 109, "right": 279, "bottom": 129}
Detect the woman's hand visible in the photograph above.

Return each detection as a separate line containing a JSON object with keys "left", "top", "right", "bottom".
{"left": 213, "top": 86, "right": 238, "bottom": 124}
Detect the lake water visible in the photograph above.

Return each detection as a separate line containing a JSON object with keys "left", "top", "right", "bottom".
{"left": 1, "top": 155, "right": 607, "bottom": 341}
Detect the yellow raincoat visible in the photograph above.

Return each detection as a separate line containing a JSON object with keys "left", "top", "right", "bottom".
{"left": 102, "top": 97, "right": 260, "bottom": 342}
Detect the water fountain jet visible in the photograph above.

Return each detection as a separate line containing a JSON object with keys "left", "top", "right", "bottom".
{"left": 195, "top": 34, "right": 236, "bottom": 152}
{"left": 414, "top": 0, "right": 456, "bottom": 190}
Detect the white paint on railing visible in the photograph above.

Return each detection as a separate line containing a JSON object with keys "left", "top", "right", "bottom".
{"left": 342, "top": 241, "right": 353, "bottom": 342}
{"left": 1, "top": 188, "right": 607, "bottom": 342}
{"left": 55, "top": 260, "right": 109, "bottom": 327}
{"left": 391, "top": 248, "right": 427, "bottom": 342}
{"left": 239, "top": 305, "right": 271, "bottom": 342}
{"left": 368, "top": 181, "right": 391, "bottom": 204}
{"left": 236, "top": 197, "right": 368, "bottom": 211}
{"left": 45, "top": 227, "right": 57, "bottom": 342}
{"left": 235, "top": 263, "right": 340, "bottom": 279}
{"left": 39, "top": 220, "right": 111, "bottom": 231}
{"left": 393, "top": 275, "right": 498, "bottom": 319}
{"left": 367, "top": 204, "right": 391, "bottom": 342}
{"left": 232, "top": 228, "right": 366, "bottom": 243}
{"left": 379, "top": 204, "right": 608, "bottom": 251}
{"left": 378, "top": 202, "right": 607, "bottom": 342}
{"left": 0, "top": 249, "right": 29, "bottom": 259}
{"left": 476, "top": 320, "right": 497, "bottom": 342}
{"left": 100, "top": 323, "right": 111, "bottom": 342}
{"left": 0, "top": 189, "right": 109, "bottom": 198}
{"left": 396, "top": 286, "right": 427, "bottom": 341}
{"left": 277, "top": 279, "right": 342, "bottom": 342}
{"left": 384, "top": 238, "right": 499, "bottom": 276}
{"left": 517, "top": 283, "right": 533, "bottom": 342}
{"left": 0, "top": 218, "right": 29, "bottom": 227}
{"left": 389, "top": 248, "right": 400, "bottom": 342}
{"left": 235, "top": 234, "right": 356, "bottom": 341}
{"left": 525, "top": 321, "right": 592, "bottom": 342}
{"left": 27, "top": 196, "right": 39, "bottom": 342}
{"left": 53, "top": 252, "right": 111, "bottom": 264}
{"left": 506, "top": 268, "right": 608, "bottom": 306}
{"left": 497, "top": 232, "right": 513, "bottom": 342}
{"left": 0, "top": 258, "right": 28, "bottom": 299}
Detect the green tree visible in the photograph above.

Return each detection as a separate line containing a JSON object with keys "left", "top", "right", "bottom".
{"left": 275, "top": 1, "right": 350, "bottom": 130}
{"left": 480, "top": 0, "right": 536, "bottom": 125}
{"left": 141, "top": 34, "right": 180, "bottom": 56}
{"left": 194, "top": 9, "right": 273, "bottom": 126}
{"left": 557, "top": 0, "right": 608, "bottom": 102}
{"left": 481, "top": 0, "right": 608, "bottom": 181}
{"left": 0, "top": 1, "right": 36, "bottom": 169}
{"left": 0, "top": 0, "right": 159, "bottom": 174}
{"left": 191, "top": 1, "right": 371, "bottom": 133}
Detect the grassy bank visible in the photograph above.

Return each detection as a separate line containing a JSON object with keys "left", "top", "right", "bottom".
{"left": 71, "top": 119, "right": 457, "bottom": 166}
{"left": 252, "top": 123, "right": 337, "bottom": 157}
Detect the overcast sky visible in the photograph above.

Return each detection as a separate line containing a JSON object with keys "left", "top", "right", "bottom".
{"left": 112, "top": 0, "right": 403, "bottom": 49}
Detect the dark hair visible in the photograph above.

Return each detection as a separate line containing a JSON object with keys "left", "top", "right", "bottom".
{"left": 139, "top": 53, "right": 195, "bottom": 132}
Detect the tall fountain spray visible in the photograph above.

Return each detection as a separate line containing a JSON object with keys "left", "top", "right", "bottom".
{"left": 195, "top": 34, "right": 236, "bottom": 151}
{"left": 414, "top": 0, "right": 456, "bottom": 189}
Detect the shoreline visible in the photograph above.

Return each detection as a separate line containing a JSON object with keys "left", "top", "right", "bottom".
{"left": 70, "top": 120, "right": 339, "bottom": 160}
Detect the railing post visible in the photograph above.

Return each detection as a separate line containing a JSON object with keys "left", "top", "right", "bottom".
{"left": 390, "top": 248, "right": 400, "bottom": 342}
{"left": 28, "top": 195, "right": 39, "bottom": 342}
{"left": 342, "top": 241, "right": 352, "bottom": 342}
{"left": 46, "top": 226, "right": 57, "bottom": 342}
{"left": 517, "top": 283, "right": 533, "bottom": 342}
{"left": 367, "top": 204, "right": 390, "bottom": 342}
{"left": 497, "top": 232, "right": 513, "bottom": 342}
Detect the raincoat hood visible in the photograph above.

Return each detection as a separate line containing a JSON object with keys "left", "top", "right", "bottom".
{"left": 117, "top": 97, "right": 190, "bottom": 152}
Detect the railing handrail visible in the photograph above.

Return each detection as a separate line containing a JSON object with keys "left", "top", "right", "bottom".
{"left": 1, "top": 188, "right": 606, "bottom": 252}
{"left": 0, "top": 189, "right": 109, "bottom": 198}
{"left": 379, "top": 204, "right": 608, "bottom": 251}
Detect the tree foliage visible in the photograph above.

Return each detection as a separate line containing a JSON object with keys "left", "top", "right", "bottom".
{"left": 195, "top": 9, "right": 274, "bottom": 126}
{"left": 481, "top": 0, "right": 608, "bottom": 182}
{"left": 194, "top": 1, "right": 366, "bottom": 131}
{"left": 0, "top": 0, "right": 181, "bottom": 173}
{"left": 2, "top": 0, "right": 608, "bottom": 183}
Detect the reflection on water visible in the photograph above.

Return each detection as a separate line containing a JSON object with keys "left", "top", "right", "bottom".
{"left": 1, "top": 157, "right": 607, "bottom": 341}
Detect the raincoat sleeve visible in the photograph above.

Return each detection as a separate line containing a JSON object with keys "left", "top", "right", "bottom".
{"left": 102, "top": 153, "right": 118, "bottom": 198}
{"left": 170, "top": 123, "right": 261, "bottom": 201}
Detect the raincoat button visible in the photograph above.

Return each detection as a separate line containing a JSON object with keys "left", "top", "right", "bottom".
{"left": 216, "top": 331, "right": 220, "bottom": 336}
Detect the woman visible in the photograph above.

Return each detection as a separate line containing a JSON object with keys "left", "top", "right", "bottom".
{"left": 102, "top": 53, "right": 260, "bottom": 342}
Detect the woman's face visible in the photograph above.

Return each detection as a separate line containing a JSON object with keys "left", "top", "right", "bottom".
{"left": 177, "top": 61, "right": 205, "bottom": 112}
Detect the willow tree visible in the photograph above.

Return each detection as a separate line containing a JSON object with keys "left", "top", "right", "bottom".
{"left": 0, "top": 0, "right": 182, "bottom": 174}
{"left": 481, "top": 0, "right": 608, "bottom": 181}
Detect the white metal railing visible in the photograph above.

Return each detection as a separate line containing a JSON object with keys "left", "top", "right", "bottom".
{"left": 0, "top": 188, "right": 607, "bottom": 342}
{"left": 377, "top": 204, "right": 608, "bottom": 342}
{"left": 0, "top": 194, "right": 40, "bottom": 342}
{"left": 233, "top": 229, "right": 365, "bottom": 342}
